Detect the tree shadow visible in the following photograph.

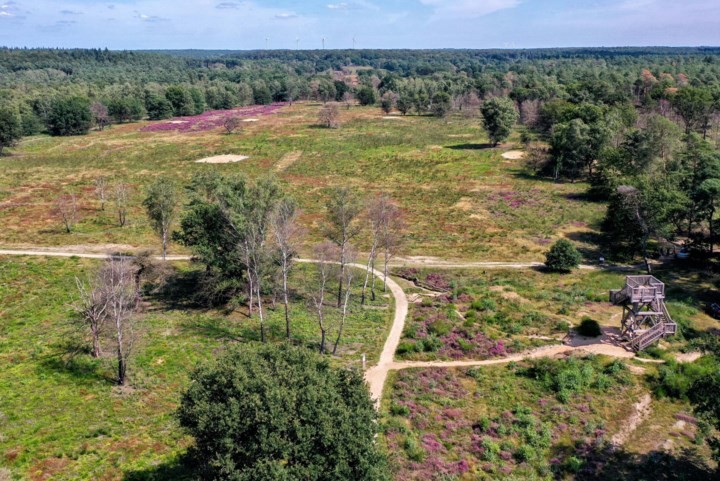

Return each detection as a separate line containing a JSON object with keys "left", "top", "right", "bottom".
{"left": 445, "top": 143, "right": 493, "bottom": 150}
{"left": 573, "top": 445, "right": 716, "bottom": 480}
{"left": 123, "top": 457, "right": 195, "bottom": 481}
{"left": 37, "top": 338, "right": 115, "bottom": 384}
{"left": 565, "top": 230, "right": 605, "bottom": 260}
{"left": 151, "top": 269, "right": 208, "bottom": 311}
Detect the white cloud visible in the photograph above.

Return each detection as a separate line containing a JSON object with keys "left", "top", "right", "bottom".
{"left": 419, "top": 0, "right": 521, "bottom": 17}
{"left": 327, "top": 2, "right": 348, "bottom": 9}
{"left": 275, "top": 12, "right": 298, "bottom": 19}
{"left": 0, "top": 10, "right": 13, "bottom": 16}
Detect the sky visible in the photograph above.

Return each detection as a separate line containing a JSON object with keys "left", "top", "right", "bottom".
{"left": 0, "top": 0, "right": 718, "bottom": 50}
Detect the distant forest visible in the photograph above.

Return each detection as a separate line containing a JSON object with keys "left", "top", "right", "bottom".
{"left": 2, "top": 47, "right": 720, "bottom": 261}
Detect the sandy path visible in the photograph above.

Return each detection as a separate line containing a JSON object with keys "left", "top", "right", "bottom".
{"left": 611, "top": 393, "right": 652, "bottom": 447}
{"left": 0, "top": 247, "right": 690, "bottom": 409}
{"left": 274, "top": 150, "right": 303, "bottom": 172}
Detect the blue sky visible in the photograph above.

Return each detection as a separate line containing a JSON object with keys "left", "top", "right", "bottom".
{"left": 0, "top": 0, "right": 718, "bottom": 50}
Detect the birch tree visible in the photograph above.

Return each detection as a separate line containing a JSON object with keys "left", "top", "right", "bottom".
{"left": 55, "top": 192, "right": 78, "bottom": 233}
{"left": 379, "top": 199, "right": 404, "bottom": 292}
{"left": 95, "top": 176, "right": 108, "bottom": 211}
{"left": 312, "top": 242, "right": 337, "bottom": 354}
{"left": 143, "top": 177, "right": 178, "bottom": 260}
{"left": 114, "top": 182, "right": 130, "bottom": 227}
{"left": 272, "top": 198, "right": 301, "bottom": 339}
{"left": 103, "top": 257, "right": 139, "bottom": 386}
{"left": 75, "top": 272, "right": 110, "bottom": 358}
{"left": 325, "top": 187, "right": 362, "bottom": 307}
{"left": 333, "top": 248, "right": 356, "bottom": 355}
{"left": 361, "top": 194, "right": 392, "bottom": 304}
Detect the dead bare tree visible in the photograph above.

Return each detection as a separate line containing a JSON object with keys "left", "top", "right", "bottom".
{"left": 113, "top": 182, "right": 130, "bottom": 227}
{"left": 342, "top": 91, "right": 354, "bottom": 110}
{"left": 75, "top": 272, "right": 111, "bottom": 358}
{"left": 361, "top": 194, "right": 393, "bottom": 304}
{"left": 311, "top": 242, "right": 338, "bottom": 354}
{"left": 55, "top": 193, "right": 78, "bottom": 233}
{"left": 103, "top": 256, "right": 139, "bottom": 386}
{"left": 379, "top": 199, "right": 404, "bottom": 292}
{"left": 332, "top": 248, "right": 356, "bottom": 355}
{"left": 272, "top": 198, "right": 302, "bottom": 339}
{"left": 223, "top": 116, "right": 243, "bottom": 135}
{"left": 318, "top": 103, "right": 341, "bottom": 128}
{"left": 325, "top": 187, "right": 362, "bottom": 307}
{"left": 95, "top": 176, "right": 108, "bottom": 211}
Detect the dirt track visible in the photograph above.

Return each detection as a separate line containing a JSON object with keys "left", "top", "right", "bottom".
{"left": 0, "top": 247, "right": 695, "bottom": 408}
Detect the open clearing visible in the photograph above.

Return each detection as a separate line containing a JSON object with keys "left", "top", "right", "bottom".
{"left": 501, "top": 150, "right": 526, "bottom": 160}
{"left": 194, "top": 154, "right": 249, "bottom": 164}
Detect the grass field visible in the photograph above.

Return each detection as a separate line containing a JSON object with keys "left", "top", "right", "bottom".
{"left": 0, "top": 255, "right": 391, "bottom": 480}
{"left": 393, "top": 266, "right": 719, "bottom": 361}
{"left": 0, "top": 103, "right": 604, "bottom": 261}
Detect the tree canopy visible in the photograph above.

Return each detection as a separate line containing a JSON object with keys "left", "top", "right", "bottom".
{"left": 178, "top": 344, "right": 388, "bottom": 481}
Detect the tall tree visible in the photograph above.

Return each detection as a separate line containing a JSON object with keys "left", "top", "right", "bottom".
{"left": 480, "top": 97, "right": 519, "bottom": 146}
{"left": 104, "top": 256, "right": 139, "bottom": 386}
{"left": 672, "top": 87, "right": 715, "bottom": 137}
{"left": 0, "top": 105, "right": 23, "bottom": 155}
{"left": 47, "top": 97, "right": 92, "bottom": 136}
{"left": 143, "top": 177, "right": 178, "bottom": 260}
{"left": 311, "top": 242, "right": 338, "bottom": 354}
{"left": 272, "top": 198, "right": 301, "bottom": 339}
{"left": 113, "top": 182, "right": 130, "bottom": 227}
{"left": 325, "top": 187, "right": 362, "bottom": 307}
{"left": 333, "top": 247, "right": 356, "bottom": 355}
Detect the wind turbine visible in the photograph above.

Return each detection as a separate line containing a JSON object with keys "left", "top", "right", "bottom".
{"left": 322, "top": 37, "right": 325, "bottom": 49}
{"left": 265, "top": 37, "right": 269, "bottom": 50}
{"left": 296, "top": 37, "right": 300, "bottom": 50}
{"left": 353, "top": 35, "right": 357, "bottom": 49}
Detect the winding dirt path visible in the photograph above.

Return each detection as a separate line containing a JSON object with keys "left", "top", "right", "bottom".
{"left": 0, "top": 247, "right": 688, "bottom": 408}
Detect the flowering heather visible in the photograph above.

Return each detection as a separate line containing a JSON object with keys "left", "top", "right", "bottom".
{"left": 140, "top": 103, "right": 286, "bottom": 133}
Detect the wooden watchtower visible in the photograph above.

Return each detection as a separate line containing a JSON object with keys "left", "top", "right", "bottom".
{"left": 610, "top": 275, "right": 677, "bottom": 351}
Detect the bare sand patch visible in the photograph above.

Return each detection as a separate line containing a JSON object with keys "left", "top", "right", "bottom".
{"left": 452, "top": 197, "right": 474, "bottom": 211}
{"left": 675, "top": 351, "right": 702, "bottom": 363}
{"left": 168, "top": 120, "right": 189, "bottom": 125}
{"left": 275, "top": 150, "right": 303, "bottom": 172}
{"left": 242, "top": 118, "right": 259, "bottom": 122}
{"left": 502, "top": 150, "right": 526, "bottom": 160}
{"left": 382, "top": 116, "right": 403, "bottom": 120}
{"left": 195, "top": 154, "right": 249, "bottom": 164}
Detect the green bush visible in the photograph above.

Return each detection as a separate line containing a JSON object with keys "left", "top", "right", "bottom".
{"left": 544, "top": 239, "right": 582, "bottom": 273}
{"left": 428, "top": 319, "right": 452, "bottom": 336}
{"left": 178, "top": 344, "right": 388, "bottom": 480}
{"left": 577, "top": 317, "right": 602, "bottom": 337}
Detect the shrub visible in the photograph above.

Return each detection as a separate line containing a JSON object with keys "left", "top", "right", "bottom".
{"left": 544, "top": 239, "right": 582, "bottom": 273}
{"left": 428, "top": 319, "right": 452, "bottom": 337}
{"left": 396, "top": 342, "right": 415, "bottom": 355}
{"left": 514, "top": 444, "right": 536, "bottom": 462}
{"left": 554, "top": 320, "right": 570, "bottom": 333}
{"left": 577, "top": 317, "right": 602, "bottom": 337}
{"left": 390, "top": 403, "right": 410, "bottom": 416}
{"left": 178, "top": 344, "right": 388, "bottom": 480}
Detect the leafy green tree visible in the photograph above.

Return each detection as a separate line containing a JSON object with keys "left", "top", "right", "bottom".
{"left": 178, "top": 344, "right": 388, "bottom": 481}
{"left": 356, "top": 86, "right": 377, "bottom": 106}
{"left": 480, "top": 97, "right": 518, "bottom": 146}
{"left": 0, "top": 105, "right": 22, "bottom": 155}
{"left": 396, "top": 93, "right": 413, "bottom": 115}
{"left": 545, "top": 238, "right": 582, "bottom": 273}
{"left": 333, "top": 80, "right": 349, "bottom": 102}
{"left": 107, "top": 97, "right": 145, "bottom": 123}
{"left": 431, "top": 91, "right": 452, "bottom": 118}
{"left": 672, "top": 87, "right": 715, "bottom": 136}
{"left": 165, "top": 85, "right": 195, "bottom": 116}
{"left": 143, "top": 177, "right": 178, "bottom": 260}
{"left": 145, "top": 92, "right": 175, "bottom": 120}
{"left": 47, "top": 97, "right": 92, "bottom": 136}
{"left": 253, "top": 84, "right": 273, "bottom": 105}
{"left": 189, "top": 87, "right": 206, "bottom": 115}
